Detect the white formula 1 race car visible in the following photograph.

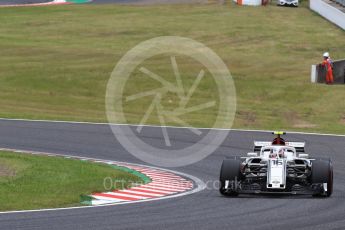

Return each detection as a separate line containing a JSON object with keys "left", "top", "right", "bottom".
{"left": 219, "top": 132, "right": 333, "bottom": 197}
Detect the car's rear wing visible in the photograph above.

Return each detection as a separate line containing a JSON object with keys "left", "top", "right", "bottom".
{"left": 254, "top": 141, "right": 305, "bottom": 152}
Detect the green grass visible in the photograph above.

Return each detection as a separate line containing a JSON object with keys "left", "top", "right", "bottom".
{"left": 0, "top": 151, "right": 142, "bottom": 211}
{"left": 0, "top": 3, "right": 344, "bottom": 133}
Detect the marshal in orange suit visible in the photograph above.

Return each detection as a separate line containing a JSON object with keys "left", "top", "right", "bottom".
{"left": 321, "top": 52, "right": 334, "bottom": 84}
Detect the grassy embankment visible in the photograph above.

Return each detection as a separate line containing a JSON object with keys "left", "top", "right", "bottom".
{"left": 0, "top": 3, "right": 344, "bottom": 133}
{"left": 0, "top": 151, "right": 142, "bottom": 211}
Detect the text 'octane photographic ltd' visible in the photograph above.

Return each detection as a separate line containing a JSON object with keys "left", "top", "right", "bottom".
{"left": 106, "top": 36, "right": 236, "bottom": 167}
{"left": 103, "top": 178, "right": 235, "bottom": 192}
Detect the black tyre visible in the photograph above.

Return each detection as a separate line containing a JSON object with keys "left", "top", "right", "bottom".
{"left": 311, "top": 159, "right": 333, "bottom": 197}
{"left": 219, "top": 159, "right": 242, "bottom": 196}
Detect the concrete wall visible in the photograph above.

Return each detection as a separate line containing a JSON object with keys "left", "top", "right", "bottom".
{"left": 312, "top": 59, "right": 345, "bottom": 84}
{"left": 310, "top": 0, "right": 345, "bottom": 30}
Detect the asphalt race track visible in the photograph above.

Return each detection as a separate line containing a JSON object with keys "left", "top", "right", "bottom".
{"left": 0, "top": 0, "right": 50, "bottom": 4}
{"left": 0, "top": 119, "right": 344, "bottom": 230}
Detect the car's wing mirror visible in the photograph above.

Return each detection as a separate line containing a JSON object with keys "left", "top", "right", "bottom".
{"left": 299, "top": 153, "right": 309, "bottom": 158}
{"left": 247, "top": 152, "right": 258, "bottom": 157}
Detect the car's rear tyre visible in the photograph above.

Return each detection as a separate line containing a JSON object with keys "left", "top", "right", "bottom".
{"left": 219, "top": 159, "right": 242, "bottom": 197}
{"left": 311, "top": 159, "right": 333, "bottom": 197}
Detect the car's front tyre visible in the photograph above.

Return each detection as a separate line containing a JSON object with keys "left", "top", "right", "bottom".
{"left": 219, "top": 159, "right": 242, "bottom": 197}
{"left": 311, "top": 159, "right": 333, "bottom": 197}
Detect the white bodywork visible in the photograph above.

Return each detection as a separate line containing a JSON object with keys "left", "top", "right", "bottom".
{"left": 268, "top": 158, "right": 286, "bottom": 189}
{"left": 244, "top": 144, "right": 311, "bottom": 190}
{"left": 277, "top": 0, "right": 298, "bottom": 6}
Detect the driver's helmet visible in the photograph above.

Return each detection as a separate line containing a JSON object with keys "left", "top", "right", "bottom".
{"left": 278, "top": 148, "right": 285, "bottom": 158}
{"left": 269, "top": 149, "right": 278, "bottom": 158}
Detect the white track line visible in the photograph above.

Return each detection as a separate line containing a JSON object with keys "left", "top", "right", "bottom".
{"left": 0, "top": 117, "right": 344, "bottom": 137}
